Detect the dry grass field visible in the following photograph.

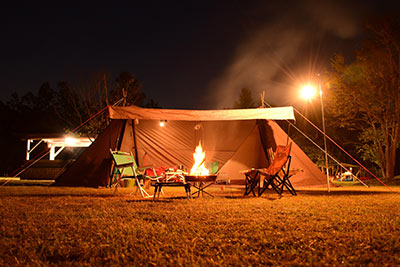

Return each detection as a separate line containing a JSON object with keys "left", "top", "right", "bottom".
{"left": 0, "top": 185, "right": 399, "bottom": 266}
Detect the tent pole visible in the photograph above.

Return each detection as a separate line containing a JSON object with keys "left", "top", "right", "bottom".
{"left": 116, "top": 120, "right": 126, "bottom": 151}
{"left": 286, "top": 122, "right": 291, "bottom": 146}
{"left": 257, "top": 119, "right": 273, "bottom": 165}
{"left": 132, "top": 119, "right": 139, "bottom": 166}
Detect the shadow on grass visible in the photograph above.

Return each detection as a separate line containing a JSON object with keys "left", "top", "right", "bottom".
{"left": 127, "top": 199, "right": 174, "bottom": 203}
{"left": 296, "top": 189, "right": 398, "bottom": 196}
{"left": 224, "top": 195, "right": 283, "bottom": 201}
{"left": 0, "top": 193, "right": 121, "bottom": 198}
{"left": 222, "top": 188, "right": 398, "bottom": 198}
{"left": 127, "top": 195, "right": 193, "bottom": 202}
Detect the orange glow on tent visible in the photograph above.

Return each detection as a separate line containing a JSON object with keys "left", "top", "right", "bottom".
{"left": 190, "top": 142, "right": 210, "bottom": 176}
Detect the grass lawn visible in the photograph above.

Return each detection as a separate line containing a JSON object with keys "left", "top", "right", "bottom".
{"left": 0, "top": 185, "right": 399, "bottom": 266}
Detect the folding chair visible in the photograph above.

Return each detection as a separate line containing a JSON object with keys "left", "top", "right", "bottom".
{"left": 110, "top": 150, "right": 162, "bottom": 197}
{"left": 241, "top": 169, "right": 260, "bottom": 196}
{"left": 258, "top": 143, "right": 297, "bottom": 196}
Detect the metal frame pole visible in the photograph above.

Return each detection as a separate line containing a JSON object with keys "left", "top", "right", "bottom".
{"left": 320, "top": 84, "right": 330, "bottom": 192}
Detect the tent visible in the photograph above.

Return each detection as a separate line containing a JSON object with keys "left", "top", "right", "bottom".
{"left": 56, "top": 105, "right": 326, "bottom": 188}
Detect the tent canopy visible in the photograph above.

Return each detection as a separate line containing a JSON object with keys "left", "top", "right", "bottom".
{"left": 57, "top": 105, "right": 326, "bottom": 188}
{"left": 108, "top": 106, "right": 295, "bottom": 121}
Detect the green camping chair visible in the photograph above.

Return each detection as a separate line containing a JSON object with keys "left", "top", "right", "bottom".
{"left": 208, "top": 161, "right": 219, "bottom": 175}
{"left": 110, "top": 150, "right": 162, "bottom": 197}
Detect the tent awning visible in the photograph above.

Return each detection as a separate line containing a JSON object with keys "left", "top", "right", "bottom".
{"left": 108, "top": 106, "right": 295, "bottom": 121}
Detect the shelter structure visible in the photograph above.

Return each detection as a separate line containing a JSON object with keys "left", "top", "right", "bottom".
{"left": 56, "top": 106, "right": 326, "bottom": 188}
{"left": 25, "top": 134, "right": 93, "bottom": 161}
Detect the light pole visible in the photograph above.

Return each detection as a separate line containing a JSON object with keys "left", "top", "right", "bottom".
{"left": 300, "top": 83, "right": 330, "bottom": 192}
{"left": 319, "top": 84, "right": 330, "bottom": 192}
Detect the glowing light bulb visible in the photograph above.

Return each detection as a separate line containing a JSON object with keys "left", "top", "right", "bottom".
{"left": 300, "top": 84, "right": 317, "bottom": 101}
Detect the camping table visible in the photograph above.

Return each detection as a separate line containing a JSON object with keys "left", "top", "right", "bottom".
{"left": 152, "top": 170, "right": 190, "bottom": 200}
{"left": 185, "top": 175, "right": 217, "bottom": 198}
{"left": 241, "top": 169, "right": 262, "bottom": 196}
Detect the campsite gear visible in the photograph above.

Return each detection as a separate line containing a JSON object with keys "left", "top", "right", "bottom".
{"left": 110, "top": 150, "right": 162, "bottom": 197}
{"left": 258, "top": 143, "right": 296, "bottom": 196}
{"left": 185, "top": 175, "right": 217, "bottom": 197}
{"left": 242, "top": 169, "right": 261, "bottom": 196}
{"left": 164, "top": 169, "right": 187, "bottom": 183}
{"left": 144, "top": 166, "right": 166, "bottom": 177}
{"left": 208, "top": 162, "right": 219, "bottom": 175}
{"left": 56, "top": 106, "right": 326, "bottom": 189}
{"left": 152, "top": 169, "right": 190, "bottom": 199}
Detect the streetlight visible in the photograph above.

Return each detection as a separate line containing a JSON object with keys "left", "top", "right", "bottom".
{"left": 300, "top": 82, "right": 331, "bottom": 192}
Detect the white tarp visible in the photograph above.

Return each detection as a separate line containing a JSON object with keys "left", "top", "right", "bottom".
{"left": 108, "top": 105, "right": 295, "bottom": 121}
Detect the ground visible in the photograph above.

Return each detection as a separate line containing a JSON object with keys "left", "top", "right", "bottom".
{"left": 0, "top": 185, "right": 399, "bottom": 266}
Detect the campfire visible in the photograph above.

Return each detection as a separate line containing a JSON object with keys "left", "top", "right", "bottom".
{"left": 186, "top": 142, "right": 217, "bottom": 182}
{"left": 190, "top": 142, "right": 210, "bottom": 176}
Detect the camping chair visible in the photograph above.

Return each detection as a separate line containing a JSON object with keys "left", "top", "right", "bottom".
{"left": 110, "top": 150, "right": 162, "bottom": 197}
{"left": 258, "top": 143, "right": 297, "bottom": 196}
{"left": 241, "top": 168, "right": 261, "bottom": 196}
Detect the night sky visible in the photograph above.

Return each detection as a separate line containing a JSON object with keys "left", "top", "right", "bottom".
{"left": 1, "top": 1, "right": 398, "bottom": 109}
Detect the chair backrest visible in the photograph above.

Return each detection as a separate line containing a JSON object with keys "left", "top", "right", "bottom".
{"left": 264, "top": 143, "right": 292, "bottom": 175}
{"left": 110, "top": 150, "right": 139, "bottom": 177}
{"left": 208, "top": 162, "right": 219, "bottom": 174}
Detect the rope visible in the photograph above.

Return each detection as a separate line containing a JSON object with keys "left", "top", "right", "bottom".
{"left": 13, "top": 148, "right": 51, "bottom": 177}
{"left": 262, "top": 102, "right": 369, "bottom": 188}
{"left": 283, "top": 118, "right": 369, "bottom": 188}
{"left": 8, "top": 102, "right": 117, "bottom": 178}
{"left": 10, "top": 147, "right": 51, "bottom": 177}
{"left": 293, "top": 108, "right": 393, "bottom": 191}
{"left": 71, "top": 105, "right": 110, "bottom": 132}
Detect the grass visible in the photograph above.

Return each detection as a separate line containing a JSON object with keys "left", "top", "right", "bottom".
{"left": 0, "top": 185, "right": 399, "bottom": 266}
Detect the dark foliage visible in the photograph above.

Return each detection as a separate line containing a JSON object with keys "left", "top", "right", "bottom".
{"left": 0, "top": 72, "right": 157, "bottom": 175}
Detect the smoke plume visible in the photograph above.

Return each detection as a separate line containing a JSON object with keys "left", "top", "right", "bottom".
{"left": 208, "top": 0, "right": 367, "bottom": 108}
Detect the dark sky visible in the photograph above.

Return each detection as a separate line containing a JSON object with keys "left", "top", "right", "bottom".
{"left": 1, "top": 1, "right": 398, "bottom": 109}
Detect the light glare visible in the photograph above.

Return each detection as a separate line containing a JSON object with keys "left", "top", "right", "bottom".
{"left": 65, "top": 137, "right": 77, "bottom": 145}
{"left": 300, "top": 84, "right": 317, "bottom": 100}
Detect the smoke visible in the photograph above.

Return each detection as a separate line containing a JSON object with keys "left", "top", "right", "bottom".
{"left": 208, "top": 0, "right": 367, "bottom": 109}
{"left": 304, "top": 0, "right": 362, "bottom": 38}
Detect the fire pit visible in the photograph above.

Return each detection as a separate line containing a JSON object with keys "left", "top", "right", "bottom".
{"left": 186, "top": 142, "right": 218, "bottom": 197}
{"left": 184, "top": 174, "right": 217, "bottom": 182}
{"left": 185, "top": 174, "right": 217, "bottom": 197}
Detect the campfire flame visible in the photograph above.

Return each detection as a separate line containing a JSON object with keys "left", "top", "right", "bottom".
{"left": 190, "top": 142, "right": 210, "bottom": 176}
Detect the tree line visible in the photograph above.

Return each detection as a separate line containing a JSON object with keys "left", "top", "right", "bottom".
{"left": 326, "top": 19, "right": 400, "bottom": 180}
{"left": 0, "top": 72, "right": 156, "bottom": 175}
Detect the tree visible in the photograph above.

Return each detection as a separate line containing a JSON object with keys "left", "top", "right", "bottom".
{"left": 233, "top": 88, "right": 256, "bottom": 108}
{"left": 326, "top": 20, "right": 400, "bottom": 179}
{"left": 115, "top": 72, "right": 145, "bottom": 106}
{"left": 0, "top": 71, "right": 155, "bottom": 175}
{"left": 0, "top": 84, "right": 67, "bottom": 175}
{"left": 54, "top": 71, "right": 146, "bottom": 136}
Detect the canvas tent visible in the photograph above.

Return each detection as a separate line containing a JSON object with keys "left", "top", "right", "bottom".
{"left": 56, "top": 105, "right": 326, "bottom": 188}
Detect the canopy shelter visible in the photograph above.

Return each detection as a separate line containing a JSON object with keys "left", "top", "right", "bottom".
{"left": 24, "top": 134, "right": 94, "bottom": 161}
{"left": 109, "top": 106, "right": 295, "bottom": 121}
{"left": 56, "top": 106, "right": 326, "bottom": 188}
